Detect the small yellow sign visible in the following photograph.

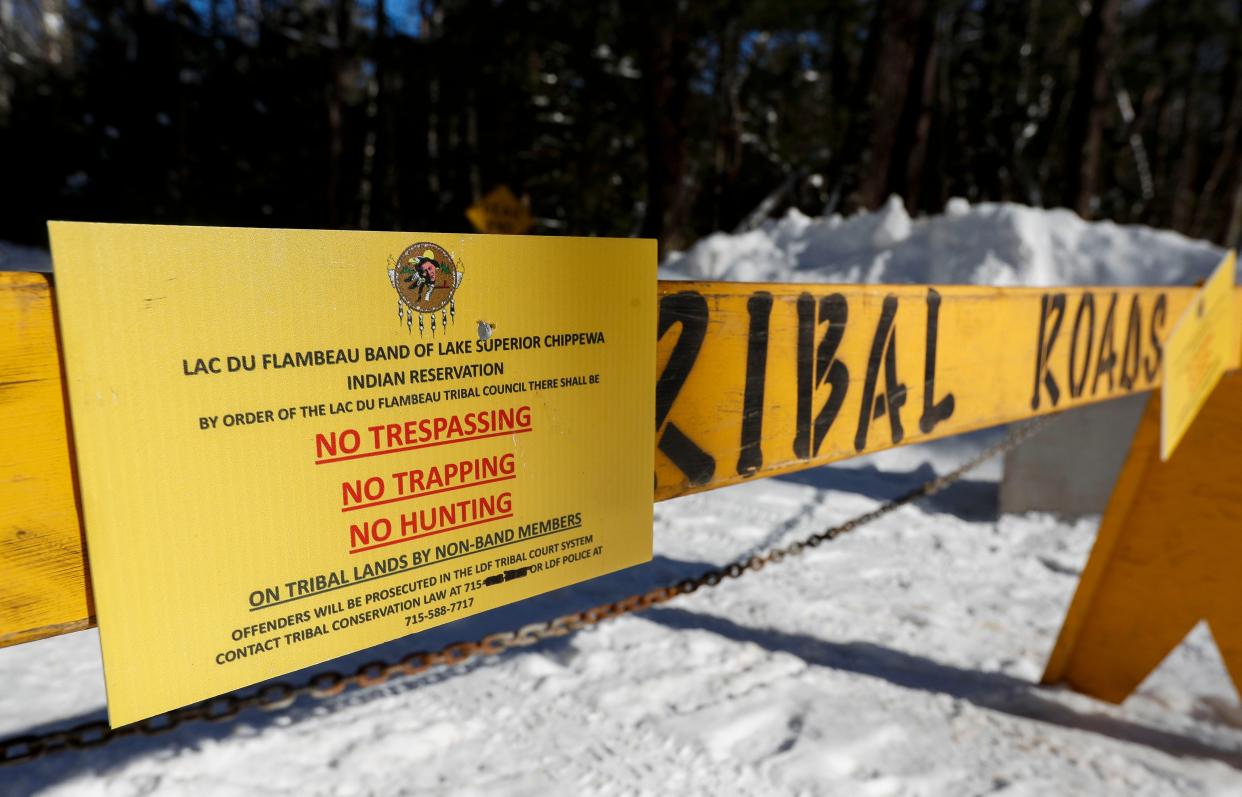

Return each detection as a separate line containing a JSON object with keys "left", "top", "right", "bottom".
{"left": 1161, "top": 251, "right": 1237, "bottom": 460}
{"left": 466, "top": 185, "right": 534, "bottom": 235}
{"left": 48, "top": 223, "right": 655, "bottom": 726}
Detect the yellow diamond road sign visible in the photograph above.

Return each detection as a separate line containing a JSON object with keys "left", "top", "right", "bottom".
{"left": 466, "top": 186, "right": 534, "bottom": 235}
{"left": 1160, "top": 251, "right": 1237, "bottom": 460}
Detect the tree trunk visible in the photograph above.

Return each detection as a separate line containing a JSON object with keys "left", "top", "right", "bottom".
{"left": 638, "top": 6, "right": 693, "bottom": 254}
{"left": 0, "top": 0, "right": 13, "bottom": 122}
{"left": 41, "top": 0, "right": 69, "bottom": 66}
{"left": 830, "top": 0, "right": 887, "bottom": 211}
{"left": 357, "top": 0, "right": 389, "bottom": 230}
{"left": 1063, "top": 0, "right": 1121, "bottom": 218}
{"left": 853, "top": 0, "right": 937, "bottom": 211}
{"left": 328, "top": 0, "right": 353, "bottom": 227}
{"left": 1225, "top": 175, "right": 1242, "bottom": 249}
{"left": 711, "top": 18, "right": 742, "bottom": 232}
{"left": 1170, "top": 90, "right": 1200, "bottom": 234}
{"left": 893, "top": 4, "right": 939, "bottom": 212}
{"left": 1191, "top": 14, "right": 1241, "bottom": 240}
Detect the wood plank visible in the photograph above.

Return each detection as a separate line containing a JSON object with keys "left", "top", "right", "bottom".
{"left": 1, "top": 274, "right": 1238, "bottom": 647}
{"left": 0, "top": 272, "right": 92, "bottom": 646}
{"left": 1042, "top": 370, "right": 1242, "bottom": 702}
{"left": 654, "top": 282, "right": 1231, "bottom": 498}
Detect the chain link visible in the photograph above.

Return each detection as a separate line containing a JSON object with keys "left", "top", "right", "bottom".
{"left": 0, "top": 418, "right": 1048, "bottom": 767}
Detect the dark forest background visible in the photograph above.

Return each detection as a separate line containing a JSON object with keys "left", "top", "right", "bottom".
{"left": 2, "top": 0, "right": 1242, "bottom": 255}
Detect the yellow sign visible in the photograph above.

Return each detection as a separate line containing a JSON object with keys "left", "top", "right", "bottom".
{"left": 654, "top": 284, "right": 1204, "bottom": 500}
{"left": 1161, "top": 252, "right": 1237, "bottom": 460}
{"left": 47, "top": 223, "right": 655, "bottom": 726}
{"left": 466, "top": 185, "right": 534, "bottom": 235}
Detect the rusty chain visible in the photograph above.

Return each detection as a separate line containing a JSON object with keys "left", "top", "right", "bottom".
{"left": 0, "top": 418, "right": 1049, "bottom": 767}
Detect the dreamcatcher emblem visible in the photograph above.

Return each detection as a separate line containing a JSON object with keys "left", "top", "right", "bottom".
{"left": 387, "top": 242, "right": 463, "bottom": 336}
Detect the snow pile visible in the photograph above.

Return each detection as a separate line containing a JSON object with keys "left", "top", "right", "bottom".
{"left": 662, "top": 196, "right": 1227, "bottom": 286}
{"left": 0, "top": 239, "right": 52, "bottom": 272}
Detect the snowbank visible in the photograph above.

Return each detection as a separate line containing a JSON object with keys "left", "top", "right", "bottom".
{"left": 662, "top": 197, "right": 1227, "bottom": 287}
{"left": 0, "top": 239, "right": 52, "bottom": 272}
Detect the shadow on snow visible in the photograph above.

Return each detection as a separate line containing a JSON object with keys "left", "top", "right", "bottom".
{"left": 9, "top": 469, "right": 1235, "bottom": 788}
{"left": 2, "top": 554, "right": 717, "bottom": 791}
{"left": 643, "top": 606, "right": 1242, "bottom": 769}
{"left": 774, "top": 461, "right": 999, "bottom": 522}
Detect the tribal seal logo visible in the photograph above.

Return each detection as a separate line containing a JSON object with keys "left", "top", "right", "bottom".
{"left": 388, "top": 242, "right": 463, "bottom": 335}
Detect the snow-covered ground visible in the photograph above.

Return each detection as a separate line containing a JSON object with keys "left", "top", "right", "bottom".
{"left": 3, "top": 201, "right": 1241, "bottom": 796}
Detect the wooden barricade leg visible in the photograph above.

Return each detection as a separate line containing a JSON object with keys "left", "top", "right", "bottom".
{"left": 1042, "top": 370, "right": 1242, "bottom": 702}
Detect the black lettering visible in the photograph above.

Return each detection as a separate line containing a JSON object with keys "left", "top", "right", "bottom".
{"left": 1120, "top": 294, "right": 1143, "bottom": 390}
{"left": 1068, "top": 293, "right": 1095, "bottom": 398}
{"left": 918, "top": 288, "right": 955, "bottom": 434}
{"left": 795, "top": 293, "right": 815, "bottom": 459}
{"left": 855, "top": 295, "right": 907, "bottom": 451}
{"left": 737, "top": 292, "right": 773, "bottom": 476}
{"left": 658, "top": 425, "right": 716, "bottom": 487}
{"left": 656, "top": 292, "right": 715, "bottom": 486}
{"left": 1092, "top": 293, "right": 1119, "bottom": 395}
{"left": 1031, "top": 293, "right": 1066, "bottom": 409}
{"left": 813, "top": 294, "right": 850, "bottom": 455}
{"left": 1144, "top": 293, "right": 1167, "bottom": 381}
